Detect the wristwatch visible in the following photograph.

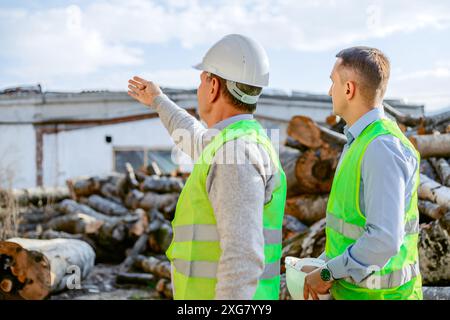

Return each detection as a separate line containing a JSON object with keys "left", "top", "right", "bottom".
{"left": 320, "top": 267, "right": 334, "bottom": 282}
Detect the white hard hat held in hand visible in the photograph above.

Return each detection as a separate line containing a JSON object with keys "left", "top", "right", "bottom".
{"left": 193, "top": 34, "right": 270, "bottom": 105}
{"left": 285, "top": 257, "right": 332, "bottom": 300}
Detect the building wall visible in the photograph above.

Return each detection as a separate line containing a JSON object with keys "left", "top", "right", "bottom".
{"left": 42, "top": 118, "right": 177, "bottom": 187}
{"left": 0, "top": 124, "right": 36, "bottom": 188}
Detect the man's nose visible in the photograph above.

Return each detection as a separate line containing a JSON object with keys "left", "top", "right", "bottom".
{"left": 328, "top": 87, "right": 332, "bottom": 97}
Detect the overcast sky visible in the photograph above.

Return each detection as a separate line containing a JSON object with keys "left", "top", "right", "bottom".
{"left": 1, "top": 0, "right": 450, "bottom": 112}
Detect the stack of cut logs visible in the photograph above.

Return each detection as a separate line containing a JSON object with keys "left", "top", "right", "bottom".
{"left": 1, "top": 102, "right": 449, "bottom": 300}
{"left": 0, "top": 164, "right": 181, "bottom": 299}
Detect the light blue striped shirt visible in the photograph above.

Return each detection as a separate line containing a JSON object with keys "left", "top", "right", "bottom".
{"left": 321, "top": 108, "right": 419, "bottom": 283}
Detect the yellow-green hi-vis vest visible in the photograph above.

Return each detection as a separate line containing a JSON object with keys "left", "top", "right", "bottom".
{"left": 166, "top": 119, "right": 287, "bottom": 300}
{"left": 325, "top": 118, "right": 423, "bottom": 300}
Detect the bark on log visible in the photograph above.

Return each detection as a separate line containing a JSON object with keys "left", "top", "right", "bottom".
{"left": 46, "top": 213, "right": 105, "bottom": 235}
{"left": 326, "top": 114, "right": 346, "bottom": 134}
{"left": 409, "top": 134, "right": 450, "bottom": 158}
{"left": 279, "top": 147, "right": 303, "bottom": 197}
{"left": 430, "top": 158, "right": 450, "bottom": 187}
{"left": 295, "top": 145, "right": 340, "bottom": 194}
{"left": 283, "top": 215, "right": 308, "bottom": 241}
{"left": 418, "top": 174, "right": 450, "bottom": 209}
{"left": 156, "top": 278, "right": 173, "bottom": 299}
{"left": 281, "top": 218, "right": 325, "bottom": 266}
{"left": 287, "top": 115, "right": 347, "bottom": 148}
{"left": 148, "top": 223, "right": 173, "bottom": 254}
{"left": 81, "top": 195, "right": 129, "bottom": 216}
{"left": 383, "top": 102, "right": 423, "bottom": 127}
{"left": 287, "top": 116, "right": 322, "bottom": 149}
{"left": 116, "top": 272, "right": 154, "bottom": 286}
{"left": 419, "top": 213, "right": 450, "bottom": 285}
{"left": 118, "top": 232, "right": 149, "bottom": 273}
{"left": 318, "top": 125, "right": 347, "bottom": 147}
{"left": 68, "top": 173, "right": 124, "bottom": 199}
{"left": 285, "top": 194, "right": 328, "bottom": 226}
{"left": 134, "top": 255, "right": 171, "bottom": 279}
{"left": 139, "top": 192, "right": 179, "bottom": 212}
{"left": 0, "top": 238, "right": 95, "bottom": 299}
{"left": 52, "top": 199, "right": 147, "bottom": 262}
{"left": 10, "top": 187, "right": 70, "bottom": 207}
{"left": 422, "top": 287, "right": 450, "bottom": 300}
{"left": 141, "top": 176, "right": 184, "bottom": 194}
{"left": 285, "top": 136, "right": 307, "bottom": 152}
{"left": 420, "top": 159, "right": 439, "bottom": 182}
{"left": 418, "top": 200, "right": 447, "bottom": 220}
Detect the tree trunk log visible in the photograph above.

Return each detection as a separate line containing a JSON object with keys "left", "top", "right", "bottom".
{"left": 430, "top": 158, "right": 450, "bottom": 187}
{"left": 418, "top": 174, "right": 450, "bottom": 209}
{"left": 410, "top": 134, "right": 450, "bottom": 158}
{"left": 10, "top": 187, "right": 70, "bottom": 207}
{"left": 419, "top": 213, "right": 450, "bottom": 285}
{"left": 295, "top": 145, "right": 340, "bottom": 194}
{"left": 0, "top": 238, "right": 95, "bottom": 299}
{"left": 139, "top": 192, "right": 179, "bottom": 212}
{"left": 279, "top": 147, "right": 303, "bottom": 197}
{"left": 156, "top": 278, "right": 173, "bottom": 299}
{"left": 81, "top": 195, "right": 129, "bottom": 216}
{"left": 420, "top": 159, "right": 439, "bottom": 182}
{"left": 319, "top": 125, "right": 347, "bottom": 146}
{"left": 418, "top": 200, "right": 447, "bottom": 220}
{"left": 283, "top": 215, "right": 308, "bottom": 241}
{"left": 115, "top": 272, "right": 154, "bottom": 286}
{"left": 141, "top": 176, "right": 184, "bottom": 194}
{"left": 287, "top": 116, "right": 322, "bottom": 149}
{"left": 422, "top": 286, "right": 450, "bottom": 300}
{"left": 383, "top": 102, "right": 423, "bottom": 127}
{"left": 285, "top": 194, "right": 328, "bottom": 225}
{"left": 134, "top": 255, "right": 171, "bottom": 279}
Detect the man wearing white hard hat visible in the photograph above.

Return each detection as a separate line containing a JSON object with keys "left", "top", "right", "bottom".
{"left": 128, "top": 34, "right": 287, "bottom": 300}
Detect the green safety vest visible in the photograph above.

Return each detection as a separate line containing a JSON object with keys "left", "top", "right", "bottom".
{"left": 166, "top": 119, "right": 287, "bottom": 300}
{"left": 325, "top": 118, "right": 423, "bottom": 300}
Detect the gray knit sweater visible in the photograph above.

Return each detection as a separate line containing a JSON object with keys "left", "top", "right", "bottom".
{"left": 153, "top": 95, "right": 277, "bottom": 300}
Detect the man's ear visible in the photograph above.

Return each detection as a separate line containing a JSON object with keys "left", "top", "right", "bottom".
{"left": 208, "top": 77, "right": 221, "bottom": 103}
{"left": 345, "top": 81, "right": 356, "bottom": 101}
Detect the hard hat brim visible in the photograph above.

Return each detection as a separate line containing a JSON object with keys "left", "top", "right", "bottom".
{"left": 192, "top": 63, "right": 204, "bottom": 71}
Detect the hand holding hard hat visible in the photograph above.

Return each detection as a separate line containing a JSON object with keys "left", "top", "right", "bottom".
{"left": 285, "top": 257, "right": 332, "bottom": 300}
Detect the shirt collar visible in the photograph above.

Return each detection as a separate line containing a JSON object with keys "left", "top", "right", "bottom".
{"left": 213, "top": 113, "right": 254, "bottom": 131}
{"left": 344, "top": 107, "right": 385, "bottom": 144}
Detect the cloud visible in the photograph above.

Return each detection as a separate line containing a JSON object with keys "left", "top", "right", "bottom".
{"left": 389, "top": 60, "right": 450, "bottom": 111}
{"left": 1, "top": 0, "right": 450, "bottom": 111}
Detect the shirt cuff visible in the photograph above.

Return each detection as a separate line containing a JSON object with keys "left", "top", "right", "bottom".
{"left": 152, "top": 94, "right": 169, "bottom": 111}
{"left": 326, "top": 246, "right": 374, "bottom": 283}
{"left": 326, "top": 254, "right": 349, "bottom": 280}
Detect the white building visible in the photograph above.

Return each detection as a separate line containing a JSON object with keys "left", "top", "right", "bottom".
{"left": 0, "top": 86, "right": 424, "bottom": 189}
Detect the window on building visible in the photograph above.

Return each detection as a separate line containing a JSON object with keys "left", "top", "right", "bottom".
{"left": 113, "top": 148, "right": 178, "bottom": 175}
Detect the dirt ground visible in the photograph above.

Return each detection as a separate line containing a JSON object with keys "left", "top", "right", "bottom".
{"left": 50, "top": 264, "right": 164, "bottom": 300}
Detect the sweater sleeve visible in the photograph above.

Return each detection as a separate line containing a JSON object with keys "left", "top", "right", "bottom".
{"left": 153, "top": 94, "right": 215, "bottom": 161}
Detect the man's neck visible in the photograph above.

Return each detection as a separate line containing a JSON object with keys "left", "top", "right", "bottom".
{"left": 205, "top": 103, "right": 250, "bottom": 128}
{"left": 343, "top": 104, "right": 378, "bottom": 127}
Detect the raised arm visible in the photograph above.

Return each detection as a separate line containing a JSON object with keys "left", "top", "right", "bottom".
{"left": 128, "top": 76, "right": 211, "bottom": 160}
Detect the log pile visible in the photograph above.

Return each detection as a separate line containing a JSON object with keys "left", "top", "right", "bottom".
{"left": 1, "top": 102, "right": 449, "bottom": 300}
{"left": 0, "top": 168, "right": 184, "bottom": 299}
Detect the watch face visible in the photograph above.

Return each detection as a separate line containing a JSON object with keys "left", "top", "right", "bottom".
{"left": 320, "top": 268, "right": 331, "bottom": 281}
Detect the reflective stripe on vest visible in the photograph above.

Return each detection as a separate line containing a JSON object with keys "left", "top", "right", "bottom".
{"left": 173, "top": 224, "right": 282, "bottom": 245}
{"left": 326, "top": 213, "right": 419, "bottom": 241}
{"left": 173, "top": 259, "right": 281, "bottom": 280}
{"left": 343, "top": 262, "right": 420, "bottom": 289}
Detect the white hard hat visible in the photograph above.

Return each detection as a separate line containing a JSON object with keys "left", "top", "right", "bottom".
{"left": 193, "top": 34, "right": 270, "bottom": 104}
{"left": 285, "top": 257, "right": 332, "bottom": 300}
